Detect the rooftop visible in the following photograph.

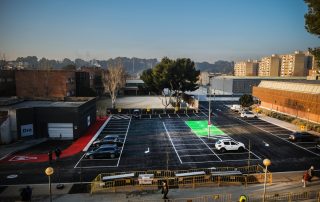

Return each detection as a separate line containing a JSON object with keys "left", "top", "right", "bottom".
{"left": 213, "top": 76, "right": 308, "bottom": 80}
{"left": 0, "top": 100, "right": 86, "bottom": 109}
{"left": 258, "top": 80, "right": 320, "bottom": 94}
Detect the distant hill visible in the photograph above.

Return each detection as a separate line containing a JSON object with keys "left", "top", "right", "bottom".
{"left": 195, "top": 60, "right": 234, "bottom": 74}
{"left": 12, "top": 56, "right": 233, "bottom": 76}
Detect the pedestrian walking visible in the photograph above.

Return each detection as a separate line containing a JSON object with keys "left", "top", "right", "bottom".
{"left": 307, "top": 166, "right": 314, "bottom": 182}
{"left": 161, "top": 180, "right": 169, "bottom": 199}
{"left": 48, "top": 150, "right": 53, "bottom": 164}
{"left": 20, "top": 186, "right": 32, "bottom": 201}
{"left": 55, "top": 147, "right": 62, "bottom": 160}
{"left": 302, "top": 170, "right": 310, "bottom": 188}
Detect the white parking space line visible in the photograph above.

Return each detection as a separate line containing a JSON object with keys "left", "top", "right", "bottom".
{"left": 182, "top": 160, "right": 222, "bottom": 164}
{"left": 116, "top": 117, "right": 132, "bottom": 167}
{"left": 74, "top": 153, "right": 86, "bottom": 168}
{"left": 163, "top": 122, "right": 183, "bottom": 164}
{"left": 83, "top": 118, "right": 111, "bottom": 152}
{"left": 78, "top": 165, "right": 119, "bottom": 168}
{"left": 81, "top": 158, "right": 119, "bottom": 161}
{"left": 235, "top": 117, "right": 320, "bottom": 157}
{"left": 194, "top": 133, "right": 222, "bottom": 162}
{"left": 180, "top": 154, "right": 216, "bottom": 157}
{"left": 174, "top": 143, "right": 205, "bottom": 146}
{"left": 185, "top": 114, "right": 190, "bottom": 118}
{"left": 194, "top": 113, "right": 200, "bottom": 117}
{"left": 176, "top": 148, "right": 204, "bottom": 151}
{"left": 176, "top": 114, "right": 180, "bottom": 118}
{"left": 276, "top": 134, "right": 290, "bottom": 137}
{"left": 305, "top": 147, "right": 318, "bottom": 149}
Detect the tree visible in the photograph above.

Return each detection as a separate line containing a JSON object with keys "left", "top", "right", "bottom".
{"left": 0, "top": 53, "right": 7, "bottom": 69}
{"left": 239, "top": 94, "right": 254, "bottom": 108}
{"left": 62, "top": 64, "right": 77, "bottom": 70}
{"left": 141, "top": 57, "right": 200, "bottom": 109}
{"left": 304, "top": 0, "right": 320, "bottom": 70}
{"left": 141, "top": 58, "right": 175, "bottom": 112}
{"left": 102, "top": 65, "right": 127, "bottom": 109}
{"left": 167, "top": 58, "right": 200, "bottom": 106}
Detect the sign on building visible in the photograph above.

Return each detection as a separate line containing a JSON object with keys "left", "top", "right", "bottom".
{"left": 21, "top": 124, "right": 33, "bottom": 137}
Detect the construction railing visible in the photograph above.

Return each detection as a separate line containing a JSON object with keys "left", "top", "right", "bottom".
{"left": 126, "top": 191, "right": 320, "bottom": 202}
{"left": 249, "top": 190, "right": 320, "bottom": 202}
{"left": 90, "top": 165, "right": 271, "bottom": 194}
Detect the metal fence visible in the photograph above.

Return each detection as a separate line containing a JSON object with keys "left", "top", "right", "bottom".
{"left": 126, "top": 191, "right": 320, "bottom": 202}
{"left": 90, "top": 165, "right": 271, "bottom": 194}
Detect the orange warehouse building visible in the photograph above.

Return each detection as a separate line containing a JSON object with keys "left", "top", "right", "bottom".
{"left": 253, "top": 81, "right": 320, "bottom": 123}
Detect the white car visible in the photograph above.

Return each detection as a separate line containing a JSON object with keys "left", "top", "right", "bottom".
{"left": 215, "top": 139, "right": 245, "bottom": 153}
{"left": 240, "top": 111, "right": 257, "bottom": 118}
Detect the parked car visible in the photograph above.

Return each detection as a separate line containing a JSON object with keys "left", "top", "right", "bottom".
{"left": 230, "top": 104, "right": 241, "bottom": 112}
{"left": 85, "top": 144, "right": 120, "bottom": 159}
{"left": 240, "top": 111, "right": 257, "bottom": 118}
{"left": 288, "top": 132, "right": 317, "bottom": 142}
{"left": 133, "top": 109, "right": 141, "bottom": 119}
{"left": 92, "top": 135, "right": 123, "bottom": 147}
{"left": 215, "top": 139, "right": 245, "bottom": 153}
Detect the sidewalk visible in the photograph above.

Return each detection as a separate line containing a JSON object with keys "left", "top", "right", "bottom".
{"left": 0, "top": 173, "right": 319, "bottom": 202}
{"left": 0, "top": 138, "right": 47, "bottom": 160}
{"left": 258, "top": 113, "right": 320, "bottom": 136}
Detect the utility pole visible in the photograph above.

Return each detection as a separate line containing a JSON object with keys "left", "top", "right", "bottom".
{"left": 208, "top": 81, "right": 211, "bottom": 138}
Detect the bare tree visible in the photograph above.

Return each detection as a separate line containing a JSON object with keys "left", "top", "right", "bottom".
{"left": 0, "top": 53, "right": 7, "bottom": 69}
{"left": 102, "top": 64, "right": 127, "bottom": 109}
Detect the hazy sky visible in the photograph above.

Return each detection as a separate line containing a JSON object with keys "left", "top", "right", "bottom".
{"left": 0, "top": 0, "right": 319, "bottom": 62}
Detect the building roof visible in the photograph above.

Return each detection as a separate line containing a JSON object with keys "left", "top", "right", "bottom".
{"left": 214, "top": 76, "right": 307, "bottom": 80}
{"left": 258, "top": 80, "right": 320, "bottom": 94}
{"left": 126, "top": 79, "right": 144, "bottom": 84}
{"left": 0, "top": 100, "right": 86, "bottom": 110}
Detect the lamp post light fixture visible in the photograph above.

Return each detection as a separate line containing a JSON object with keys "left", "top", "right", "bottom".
{"left": 263, "top": 159, "right": 271, "bottom": 202}
{"left": 45, "top": 167, "right": 54, "bottom": 202}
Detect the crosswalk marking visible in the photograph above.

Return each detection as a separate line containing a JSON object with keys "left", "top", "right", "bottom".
{"left": 111, "top": 115, "right": 131, "bottom": 119}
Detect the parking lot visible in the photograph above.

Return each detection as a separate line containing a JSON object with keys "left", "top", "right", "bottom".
{"left": 3, "top": 101, "right": 319, "bottom": 176}
{"left": 71, "top": 101, "right": 320, "bottom": 172}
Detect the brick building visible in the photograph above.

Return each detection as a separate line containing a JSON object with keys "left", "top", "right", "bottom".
{"left": 253, "top": 80, "right": 320, "bottom": 123}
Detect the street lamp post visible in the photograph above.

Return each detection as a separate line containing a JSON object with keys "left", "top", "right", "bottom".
{"left": 45, "top": 167, "right": 54, "bottom": 202}
{"left": 263, "top": 159, "right": 271, "bottom": 202}
{"left": 208, "top": 86, "right": 211, "bottom": 138}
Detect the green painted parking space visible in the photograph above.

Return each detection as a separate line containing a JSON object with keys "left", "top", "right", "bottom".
{"left": 185, "top": 120, "right": 225, "bottom": 137}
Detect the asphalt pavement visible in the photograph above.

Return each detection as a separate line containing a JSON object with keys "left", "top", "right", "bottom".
{"left": 1, "top": 101, "right": 320, "bottom": 201}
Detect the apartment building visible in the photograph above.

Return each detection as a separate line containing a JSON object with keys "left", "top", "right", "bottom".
{"left": 280, "top": 51, "right": 306, "bottom": 77}
{"left": 258, "top": 54, "right": 281, "bottom": 77}
{"left": 234, "top": 60, "right": 258, "bottom": 76}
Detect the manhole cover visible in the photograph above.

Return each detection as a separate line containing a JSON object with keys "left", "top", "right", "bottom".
{"left": 7, "top": 174, "right": 18, "bottom": 179}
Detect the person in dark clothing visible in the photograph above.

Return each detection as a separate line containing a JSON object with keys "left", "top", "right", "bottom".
{"left": 161, "top": 181, "right": 169, "bottom": 199}
{"left": 48, "top": 150, "right": 53, "bottom": 164}
{"left": 20, "top": 186, "right": 32, "bottom": 201}
{"left": 55, "top": 148, "right": 61, "bottom": 160}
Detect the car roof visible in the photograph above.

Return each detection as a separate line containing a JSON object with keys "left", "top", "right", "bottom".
{"left": 99, "top": 144, "right": 118, "bottom": 148}
{"left": 104, "top": 135, "right": 119, "bottom": 138}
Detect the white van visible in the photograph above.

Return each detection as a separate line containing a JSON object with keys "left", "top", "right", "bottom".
{"left": 230, "top": 104, "right": 241, "bottom": 112}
